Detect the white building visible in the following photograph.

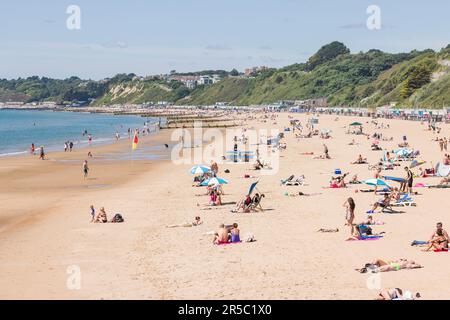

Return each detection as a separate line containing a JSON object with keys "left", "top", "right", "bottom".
{"left": 198, "top": 76, "right": 213, "bottom": 85}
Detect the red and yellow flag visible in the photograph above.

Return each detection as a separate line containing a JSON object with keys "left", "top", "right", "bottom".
{"left": 132, "top": 132, "right": 139, "bottom": 150}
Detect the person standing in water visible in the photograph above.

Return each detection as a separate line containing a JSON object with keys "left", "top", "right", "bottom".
{"left": 83, "top": 160, "right": 89, "bottom": 179}
{"left": 30, "top": 143, "right": 35, "bottom": 155}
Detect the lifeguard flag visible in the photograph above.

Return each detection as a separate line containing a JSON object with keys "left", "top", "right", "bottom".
{"left": 132, "top": 133, "right": 139, "bottom": 150}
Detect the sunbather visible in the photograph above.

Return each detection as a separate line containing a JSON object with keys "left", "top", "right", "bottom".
{"left": 317, "top": 228, "right": 339, "bottom": 233}
{"left": 230, "top": 223, "right": 240, "bottom": 243}
{"left": 367, "top": 194, "right": 390, "bottom": 213}
{"left": 358, "top": 259, "right": 422, "bottom": 273}
{"left": 213, "top": 224, "right": 229, "bottom": 244}
{"left": 351, "top": 154, "right": 367, "bottom": 164}
{"left": 232, "top": 194, "right": 252, "bottom": 213}
{"left": 376, "top": 288, "right": 420, "bottom": 300}
{"left": 167, "top": 216, "right": 203, "bottom": 228}
{"left": 423, "top": 222, "right": 449, "bottom": 251}
{"left": 438, "top": 177, "right": 450, "bottom": 186}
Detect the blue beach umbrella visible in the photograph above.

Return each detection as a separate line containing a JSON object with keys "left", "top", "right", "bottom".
{"left": 363, "top": 178, "right": 390, "bottom": 187}
{"left": 383, "top": 176, "right": 405, "bottom": 183}
{"left": 248, "top": 181, "right": 259, "bottom": 195}
{"left": 190, "top": 165, "right": 210, "bottom": 175}
{"left": 201, "top": 177, "right": 228, "bottom": 186}
{"left": 394, "top": 148, "right": 411, "bottom": 157}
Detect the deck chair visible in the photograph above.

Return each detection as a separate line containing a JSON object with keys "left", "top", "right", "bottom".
{"left": 280, "top": 175, "right": 294, "bottom": 185}
{"left": 250, "top": 194, "right": 265, "bottom": 211}
{"left": 285, "top": 175, "right": 305, "bottom": 186}
{"left": 381, "top": 201, "right": 402, "bottom": 214}
{"left": 392, "top": 194, "right": 416, "bottom": 206}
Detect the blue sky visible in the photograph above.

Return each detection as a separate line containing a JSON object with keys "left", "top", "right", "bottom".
{"left": 0, "top": 0, "right": 449, "bottom": 79}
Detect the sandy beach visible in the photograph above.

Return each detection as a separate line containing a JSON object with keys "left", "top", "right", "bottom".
{"left": 1, "top": 111, "right": 450, "bottom": 300}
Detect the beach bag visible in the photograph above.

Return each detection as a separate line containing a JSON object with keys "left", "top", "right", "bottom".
{"left": 244, "top": 233, "right": 255, "bottom": 242}
{"left": 112, "top": 213, "right": 124, "bottom": 223}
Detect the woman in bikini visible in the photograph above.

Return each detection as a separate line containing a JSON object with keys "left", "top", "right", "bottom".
{"left": 343, "top": 197, "right": 355, "bottom": 235}
{"left": 360, "top": 259, "right": 422, "bottom": 273}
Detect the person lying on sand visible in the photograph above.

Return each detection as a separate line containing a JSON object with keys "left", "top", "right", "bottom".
{"left": 423, "top": 222, "right": 449, "bottom": 251}
{"left": 367, "top": 194, "right": 391, "bottom": 213}
{"left": 287, "top": 191, "right": 322, "bottom": 197}
{"left": 438, "top": 177, "right": 450, "bottom": 186}
{"left": 348, "top": 174, "right": 361, "bottom": 184}
{"left": 376, "top": 288, "right": 420, "bottom": 300}
{"left": 94, "top": 207, "right": 108, "bottom": 223}
{"left": 351, "top": 154, "right": 367, "bottom": 164}
{"left": 167, "top": 216, "right": 203, "bottom": 228}
{"left": 317, "top": 228, "right": 339, "bottom": 233}
{"left": 358, "top": 259, "right": 422, "bottom": 273}
{"left": 359, "top": 215, "right": 384, "bottom": 225}
{"left": 330, "top": 173, "right": 348, "bottom": 188}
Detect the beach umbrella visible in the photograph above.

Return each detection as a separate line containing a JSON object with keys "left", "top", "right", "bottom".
{"left": 349, "top": 122, "right": 362, "bottom": 126}
{"left": 248, "top": 181, "right": 259, "bottom": 195}
{"left": 363, "top": 178, "right": 390, "bottom": 187}
{"left": 394, "top": 148, "right": 411, "bottom": 157}
{"left": 383, "top": 176, "right": 405, "bottom": 183}
{"left": 201, "top": 177, "right": 228, "bottom": 186}
{"left": 190, "top": 165, "right": 210, "bottom": 175}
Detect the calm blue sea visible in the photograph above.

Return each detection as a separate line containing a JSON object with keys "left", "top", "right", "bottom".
{"left": 0, "top": 109, "right": 157, "bottom": 156}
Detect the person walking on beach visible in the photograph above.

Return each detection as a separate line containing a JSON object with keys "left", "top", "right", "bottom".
{"left": 64, "top": 141, "right": 68, "bottom": 152}
{"left": 211, "top": 160, "right": 219, "bottom": 177}
{"left": 444, "top": 137, "right": 448, "bottom": 152}
{"left": 83, "top": 160, "right": 89, "bottom": 179}
{"left": 39, "top": 146, "right": 45, "bottom": 160}
{"left": 323, "top": 144, "right": 330, "bottom": 159}
{"left": 90, "top": 205, "right": 95, "bottom": 222}
{"left": 404, "top": 166, "right": 413, "bottom": 194}
{"left": 30, "top": 143, "right": 35, "bottom": 155}
{"left": 69, "top": 141, "right": 74, "bottom": 152}
{"left": 343, "top": 197, "right": 356, "bottom": 235}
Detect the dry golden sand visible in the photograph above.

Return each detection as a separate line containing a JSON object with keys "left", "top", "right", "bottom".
{"left": 0, "top": 112, "right": 449, "bottom": 299}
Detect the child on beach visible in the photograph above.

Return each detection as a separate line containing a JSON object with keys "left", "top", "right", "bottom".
{"left": 94, "top": 207, "right": 108, "bottom": 223}
{"left": 90, "top": 205, "right": 95, "bottom": 222}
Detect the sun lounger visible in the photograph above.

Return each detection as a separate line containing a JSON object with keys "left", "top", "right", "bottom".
{"left": 392, "top": 194, "right": 416, "bottom": 207}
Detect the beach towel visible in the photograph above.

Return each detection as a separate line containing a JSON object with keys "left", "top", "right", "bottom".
{"left": 411, "top": 240, "right": 428, "bottom": 246}
{"left": 346, "top": 235, "right": 383, "bottom": 241}
{"left": 434, "top": 248, "right": 449, "bottom": 252}
{"left": 414, "top": 183, "right": 426, "bottom": 188}
{"left": 216, "top": 241, "right": 242, "bottom": 246}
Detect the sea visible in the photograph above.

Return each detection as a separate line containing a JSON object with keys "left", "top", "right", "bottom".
{"left": 0, "top": 109, "right": 160, "bottom": 157}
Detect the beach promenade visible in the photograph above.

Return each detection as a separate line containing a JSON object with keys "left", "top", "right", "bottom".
{"left": 0, "top": 111, "right": 449, "bottom": 299}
